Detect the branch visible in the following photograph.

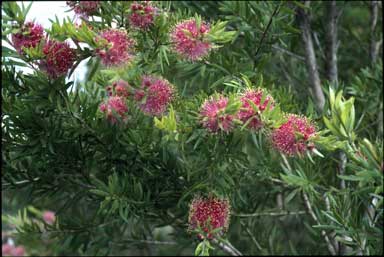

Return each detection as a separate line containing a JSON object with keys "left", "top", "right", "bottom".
{"left": 240, "top": 221, "right": 263, "bottom": 251}
{"left": 370, "top": 0, "right": 382, "bottom": 64}
{"left": 296, "top": 1, "right": 325, "bottom": 112}
{"left": 211, "top": 238, "right": 243, "bottom": 256}
{"left": 2, "top": 177, "right": 40, "bottom": 188}
{"left": 302, "top": 192, "right": 337, "bottom": 255}
{"left": 254, "top": 3, "right": 282, "bottom": 62}
{"left": 233, "top": 210, "right": 307, "bottom": 217}
{"left": 325, "top": 0, "right": 339, "bottom": 85}
{"left": 271, "top": 44, "right": 306, "bottom": 61}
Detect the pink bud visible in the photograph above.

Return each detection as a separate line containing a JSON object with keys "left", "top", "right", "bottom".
{"left": 43, "top": 211, "right": 56, "bottom": 225}
{"left": 2, "top": 244, "right": 13, "bottom": 255}
{"left": 11, "top": 246, "right": 25, "bottom": 257}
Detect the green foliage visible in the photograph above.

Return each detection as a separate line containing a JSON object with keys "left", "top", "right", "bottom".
{"left": 1, "top": 1, "right": 383, "bottom": 256}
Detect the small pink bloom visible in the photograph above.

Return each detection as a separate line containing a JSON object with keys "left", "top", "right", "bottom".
{"left": 188, "top": 195, "right": 230, "bottom": 239}
{"left": 39, "top": 40, "right": 76, "bottom": 79}
{"left": 129, "top": 1, "right": 158, "bottom": 30}
{"left": 95, "top": 29, "right": 135, "bottom": 67}
{"left": 11, "top": 21, "right": 45, "bottom": 54}
{"left": 67, "top": 1, "right": 100, "bottom": 17}
{"left": 135, "top": 75, "right": 174, "bottom": 116}
{"left": 271, "top": 114, "right": 316, "bottom": 156}
{"left": 238, "top": 89, "right": 274, "bottom": 130}
{"left": 43, "top": 211, "right": 56, "bottom": 225}
{"left": 2, "top": 244, "right": 13, "bottom": 255}
{"left": 200, "top": 96, "right": 234, "bottom": 133}
{"left": 170, "top": 18, "right": 212, "bottom": 61}
{"left": 99, "top": 96, "right": 129, "bottom": 124}
{"left": 113, "top": 80, "right": 131, "bottom": 97}
{"left": 10, "top": 246, "right": 25, "bottom": 257}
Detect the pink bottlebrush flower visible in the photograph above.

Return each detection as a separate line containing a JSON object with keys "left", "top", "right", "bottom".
{"left": 200, "top": 96, "right": 234, "bottom": 133}
{"left": 2, "top": 244, "right": 13, "bottom": 256}
{"left": 42, "top": 211, "right": 56, "bottom": 225}
{"left": 111, "top": 80, "right": 131, "bottom": 97}
{"left": 170, "top": 18, "right": 212, "bottom": 61}
{"left": 11, "top": 21, "right": 45, "bottom": 54}
{"left": 237, "top": 89, "right": 274, "bottom": 130}
{"left": 10, "top": 246, "right": 25, "bottom": 257}
{"left": 99, "top": 96, "right": 129, "bottom": 124}
{"left": 129, "top": 1, "right": 158, "bottom": 30}
{"left": 96, "top": 29, "right": 135, "bottom": 67}
{"left": 39, "top": 40, "right": 76, "bottom": 79}
{"left": 135, "top": 75, "right": 174, "bottom": 116}
{"left": 188, "top": 195, "right": 231, "bottom": 239}
{"left": 271, "top": 114, "right": 316, "bottom": 156}
{"left": 67, "top": 1, "right": 100, "bottom": 17}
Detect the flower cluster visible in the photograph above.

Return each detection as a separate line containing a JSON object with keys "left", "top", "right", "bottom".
{"left": 66, "top": 1, "right": 100, "bottom": 17}
{"left": 106, "top": 80, "right": 131, "bottom": 97}
{"left": 188, "top": 195, "right": 231, "bottom": 240}
{"left": 271, "top": 114, "right": 316, "bottom": 156}
{"left": 129, "top": 1, "right": 157, "bottom": 30}
{"left": 96, "top": 29, "right": 135, "bottom": 67}
{"left": 170, "top": 18, "right": 212, "bottom": 61}
{"left": 2, "top": 243, "right": 25, "bottom": 257}
{"left": 199, "top": 89, "right": 317, "bottom": 156}
{"left": 99, "top": 96, "right": 129, "bottom": 124}
{"left": 11, "top": 21, "right": 44, "bottom": 54}
{"left": 134, "top": 75, "right": 175, "bottom": 117}
{"left": 39, "top": 40, "right": 77, "bottom": 79}
{"left": 238, "top": 89, "right": 274, "bottom": 130}
{"left": 199, "top": 96, "right": 234, "bottom": 133}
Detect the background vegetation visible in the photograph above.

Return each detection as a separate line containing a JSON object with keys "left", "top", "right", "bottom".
{"left": 2, "top": 1, "right": 383, "bottom": 256}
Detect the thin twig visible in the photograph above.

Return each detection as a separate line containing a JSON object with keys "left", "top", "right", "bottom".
{"left": 211, "top": 238, "right": 242, "bottom": 256}
{"left": 302, "top": 192, "right": 337, "bottom": 255}
{"left": 233, "top": 210, "right": 307, "bottom": 217}
{"left": 240, "top": 221, "right": 263, "bottom": 251}
{"left": 254, "top": 3, "right": 282, "bottom": 61}
{"left": 2, "top": 177, "right": 40, "bottom": 187}
{"left": 111, "top": 239, "right": 178, "bottom": 246}
{"left": 271, "top": 44, "right": 305, "bottom": 61}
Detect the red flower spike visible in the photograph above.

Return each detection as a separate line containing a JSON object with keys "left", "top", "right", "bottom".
{"left": 188, "top": 195, "right": 231, "bottom": 239}
{"left": 129, "top": 1, "right": 158, "bottom": 30}
{"left": 95, "top": 29, "right": 135, "bottom": 67}
{"left": 66, "top": 1, "right": 100, "bottom": 17}
{"left": 11, "top": 21, "right": 45, "bottom": 54}
{"left": 237, "top": 89, "right": 274, "bottom": 130}
{"left": 134, "top": 75, "right": 175, "bottom": 117}
{"left": 39, "top": 40, "right": 76, "bottom": 79}
{"left": 170, "top": 18, "right": 212, "bottom": 61}
{"left": 199, "top": 95, "right": 234, "bottom": 133}
{"left": 271, "top": 114, "right": 316, "bottom": 156}
{"left": 99, "top": 96, "right": 129, "bottom": 124}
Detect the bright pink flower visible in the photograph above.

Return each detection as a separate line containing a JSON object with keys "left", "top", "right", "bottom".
{"left": 67, "top": 1, "right": 100, "bottom": 17}
{"left": 39, "top": 40, "right": 76, "bottom": 79}
{"left": 99, "top": 96, "right": 129, "bottom": 124}
{"left": 170, "top": 18, "right": 212, "bottom": 61}
{"left": 2, "top": 244, "right": 13, "bottom": 256}
{"left": 135, "top": 75, "right": 174, "bottom": 116}
{"left": 11, "top": 21, "right": 45, "bottom": 54}
{"left": 10, "top": 246, "right": 25, "bottom": 257}
{"left": 188, "top": 195, "right": 230, "bottom": 239}
{"left": 238, "top": 89, "right": 274, "bottom": 130}
{"left": 129, "top": 1, "right": 158, "bottom": 30}
{"left": 271, "top": 114, "right": 316, "bottom": 156}
{"left": 200, "top": 96, "right": 234, "bottom": 133}
{"left": 96, "top": 29, "right": 135, "bottom": 67}
{"left": 43, "top": 211, "right": 56, "bottom": 225}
